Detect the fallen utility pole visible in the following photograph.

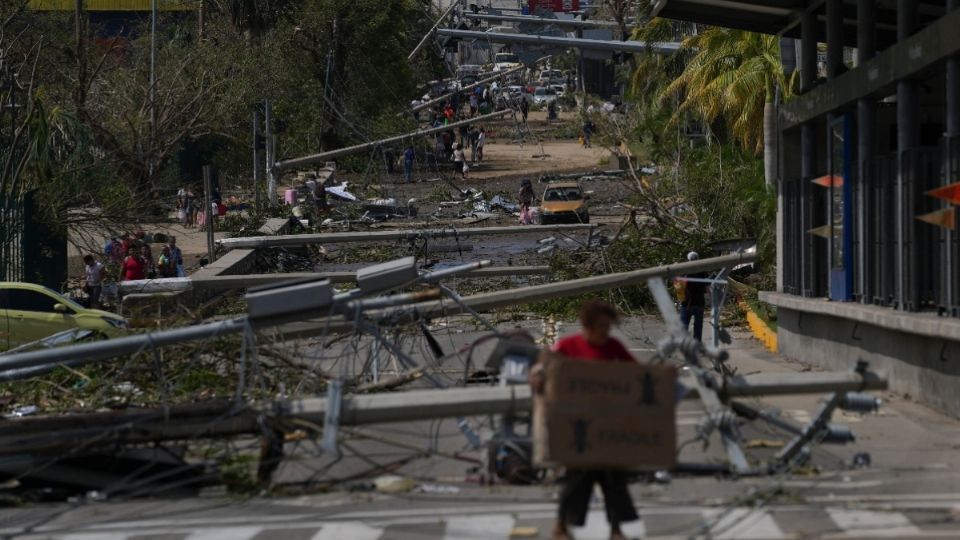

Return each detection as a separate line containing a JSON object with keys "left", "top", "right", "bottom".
{"left": 218, "top": 223, "right": 595, "bottom": 251}
{"left": 270, "top": 252, "right": 757, "bottom": 341}
{"left": 463, "top": 12, "right": 620, "bottom": 28}
{"left": 0, "top": 276, "right": 450, "bottom": 377}
{"left": 408, "top": 0, "right": 459, "bottom": 61}
{"left": 273, "top": 110, "right": 510, "bottom": 172}
{"left": 411, "top": 65, "right": 526, "bottom": 114}
{"left": 0, "top": 371, "right": 887, "bottom": 456}
{"left": 434, "top": 29, "right": 682, "bottom": 55}
{"left": 118, "top": 266, "right": 552, "bottom": 295}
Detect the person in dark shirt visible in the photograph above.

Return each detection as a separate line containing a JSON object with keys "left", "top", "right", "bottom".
{"left": 530, "top": 300, "right": 640, "bottom": 540}
{"left": 680, "top": 251, "right": 708, "bottom": 340}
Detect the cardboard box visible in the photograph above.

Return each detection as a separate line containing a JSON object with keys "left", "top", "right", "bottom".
{"left": 533, "top": 353, "right": 677, "bottom": 470}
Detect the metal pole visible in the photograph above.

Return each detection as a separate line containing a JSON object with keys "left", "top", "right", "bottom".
{"left": 434, "top": 28, "right": 682, "bottom": 55}
{"left": 273, "top": 110, "right": 511, "bottom": 172}
{"left": 265, "top": 99, "right": 276, "bottom": 208}
{"left": 948, "top": 0, "right": 960, "bottom": 314}
{"left": 896, "top": 0, "right": 919, "bottom": 310}
{"left": 857, "top": 0, "right": 876, "bottom": 304}
{"left": 150, "top": 0, "right": 157, "bottom": 170}
{"left": 800, "top": 9, "right": 816, "bottom": 297}
{"left": 411, "top": 65, "right": 525, "bottom": 113}
{"left": 252, "top": 109, "right": 261, "bottom": 212}
{"left": 462, "top": 12, "right": 619, "bottom": 28}
{"left": 203, "top": 165, "right": 215, "bottom": 264}
{"left": 409, "top": 0, "right": 460, "bottom": 61}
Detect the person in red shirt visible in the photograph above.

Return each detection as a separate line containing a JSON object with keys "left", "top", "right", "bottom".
{"left": 121, "top": 244, "right": 146, "bottom": 281}
{"left": 531, "top": 299, "right": 639, "bottom": 540}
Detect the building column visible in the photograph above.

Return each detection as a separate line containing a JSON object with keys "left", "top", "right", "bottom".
{"left": 946, "top": 0, "right": 960, "bottom": 314}
{"left": 857, "top": 0, "right": 876, "bottom": 304}
{"left": 800, "top": 8, "right": 818, "bottom": 297}
{"left": 896, "top": 0, "right": 920, "bottom": 310}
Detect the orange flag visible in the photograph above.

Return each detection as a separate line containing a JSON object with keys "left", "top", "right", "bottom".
{"left": 916, "top": 207, "right": 956, "bottom": 230}
{"left": 813, "top": 175, "right": 843, "bottom": 188}
{"left": 926, "top": 182, "right": 960, "bottom": 205}
{"left": 807, "top": 224, "right": 833, "bottom": 238}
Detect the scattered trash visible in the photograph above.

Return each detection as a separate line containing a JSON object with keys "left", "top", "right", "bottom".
{"left": 745, "top": 439, "right": 785, "bottom": 449}
{"left": 373, "top": 474, "right": 416, "bottom": 494}
{"left": 489, "top": 195, "right": 519, "bottom": 213}
{"left": 326, "top": 182, "right": 357, "bottom": 201}
{"left": 5, "top": 405, "right": 38, "bottom": 418}
{"left": 113, "top": 382, "right": 143, "bottom": 396}
{"left": 416, "top": 483, "right": 461, "bottom": 495}
{"left": 851, "top": 452, "right": 872, "bottom": 469}
{"left": 509, "top": 526, "right": 539, "bottom": 538}
{"left": 653, "top": 470, "right": 671, "bottom": 484}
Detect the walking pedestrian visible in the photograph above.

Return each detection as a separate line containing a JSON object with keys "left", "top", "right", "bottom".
{"left": 528, "top": 300, "right": 640, "bottom": 540}
{"left": 443, "top": 102, "right": 455, "bottom": 124}
{"left": 582, "top": 120, "right": 595, "bottom": 148}
{"left": 83, "top": 254, "right": 105, "bottom": 308}
{"left": 469, "top": 92, "right": 479, "bottom": 117}
{"left": 680, "top": 251, "right": 708, "bottom": 341}
{"left": 518, "top": 178, "right": 535, "bottom": 224}
{"left": 468, "top": 126, "right": 480, "bottom": 163}
{"left": 476, "top": 128, "right": 486, "bottom": 162}
{"left": 403, "top": 145, "right": 415, "bottom": 183}
{"left": 168, "top": 237, "right": 185, "bottom": 277}
{"left": 459, "top": 122, "right": 470, "bottom": 148}
{"left": 452, "top": 143, "right": 467, "bottom": 180}
{"left": 520, "top": 98, "right": 529, "bottom": 123}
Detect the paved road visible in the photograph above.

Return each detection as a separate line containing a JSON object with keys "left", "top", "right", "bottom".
{"left": 5, "top": 492, "right": 960, "bottom": 539}
{"left": 2, "top": 317, "right": 959, "bottom": 539}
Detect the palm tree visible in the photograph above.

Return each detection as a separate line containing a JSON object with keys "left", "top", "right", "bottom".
{"left": 661, "top": 27, "right": 794, "bottom": 186}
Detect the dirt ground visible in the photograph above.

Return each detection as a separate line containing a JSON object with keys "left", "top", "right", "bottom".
{"left": 67, "top": 114, "right": 631, "bottom": 279}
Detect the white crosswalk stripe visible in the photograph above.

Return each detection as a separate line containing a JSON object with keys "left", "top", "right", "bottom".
{"left": 20, "top": 503, "right": 960, "bottom": 540}
{"left": 311, "top": 521, "right": 383, "bottom": 540}
{"left": 569, "top": 510, "right": 647, "bottom": 540}
{"left": 442, "top": 514, "right": 516, "bottom": 539}
{"left": 184, "top": 527, "right": 264, "bottom": 540}
{"left": 826, "top": 508, "right": 922, "bottom": 538}
{"left": 707, "top": 508, "right": 785, "bottom": 539}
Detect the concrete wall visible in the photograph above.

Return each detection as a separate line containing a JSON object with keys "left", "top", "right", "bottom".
{"left": 762, "top": 292, "right": 960, "bottom": 419}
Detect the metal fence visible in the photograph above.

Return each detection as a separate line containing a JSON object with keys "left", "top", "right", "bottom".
{"left": 0, "top": 191, "right": 67, "bottom": 290}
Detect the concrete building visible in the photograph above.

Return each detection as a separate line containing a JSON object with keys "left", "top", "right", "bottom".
{"left": 653, "top": 0, "right": 960, "bottom": 418}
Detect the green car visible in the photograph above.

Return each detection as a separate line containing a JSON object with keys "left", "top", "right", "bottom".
{"left": 0, "top": 282, "right": 128, "bottom": 351}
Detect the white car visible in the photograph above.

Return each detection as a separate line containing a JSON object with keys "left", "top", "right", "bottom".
{"left": 532, "top": 87, "right": 558, "bottom": 105}
{"left": 492, "top": 51, "right": 522, "bottom": 72}
{"left": 549, "top": 84, "right": 566, "bottom": 97}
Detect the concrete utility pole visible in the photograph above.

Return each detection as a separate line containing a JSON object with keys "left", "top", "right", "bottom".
{"left": 252, "top": 108, "right": 261, "bottom": 211}
{"left": 218, "top": 223, "right": 595, "bottom": 250}
{"left": 273, "top": 109, "right": 510, "bottom": 172}
{"left": 203, "top": 166, "right": 215, "bottom": 264}
{"left": 411, "top": 65, "right": 526, "bottom": 114}
{"left": 264, "top": 99, "right": 276, "bottom": 208}
{"left": 409, "top": 0, "right": 460, "bottom": 61}
{"left": 0, "top": 371, "right": 887, "bottom": 454}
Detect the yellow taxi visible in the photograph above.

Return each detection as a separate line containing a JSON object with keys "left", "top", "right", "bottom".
{"left": 0, "top": 282, "right": 128, "bottom": 350}
{"left": 538, "top": 181, "right": 590, "bottom": 224}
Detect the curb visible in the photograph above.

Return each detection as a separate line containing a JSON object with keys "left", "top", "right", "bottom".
{"left": 737, "top": 298, "right": 778, "bottom": 353}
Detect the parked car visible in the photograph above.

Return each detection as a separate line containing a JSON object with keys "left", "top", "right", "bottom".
{"left": 532, "top": 86, "right": 558, "bottom": 105}
{"left": 537, "top": 182, "right": 589, "bottom": 224}
{"left": 0, "top": 282, "right": 128, "bottom": 351}
{"left": 549, "top": 84, "right": 566, "bottom": 97}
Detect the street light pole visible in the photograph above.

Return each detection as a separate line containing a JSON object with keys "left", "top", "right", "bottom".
{"left": 149, "top": 0, "right": 157, "bottom": 178}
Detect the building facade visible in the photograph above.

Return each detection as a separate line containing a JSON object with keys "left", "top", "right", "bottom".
{"left": 653, "top": 0, "right": 960, "bottom": 417}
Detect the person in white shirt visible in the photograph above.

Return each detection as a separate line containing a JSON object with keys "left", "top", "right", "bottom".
{"left": 83, "top": 254, "right": 106, "bottom": 308}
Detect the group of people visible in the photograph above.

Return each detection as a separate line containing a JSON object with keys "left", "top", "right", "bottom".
{"left": 83, "top": 234, "right": 184, "bottom": 308}
{"left": 420, "top": 124, "right": 486, "bottom": 181}
{"left": 176, "top": 185, "right": 228, "bottom": 230}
